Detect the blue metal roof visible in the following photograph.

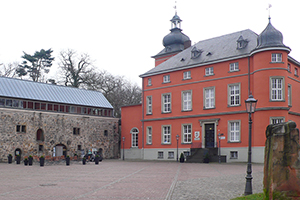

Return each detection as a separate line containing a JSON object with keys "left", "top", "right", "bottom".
{"left": 0, "top": 77, "right": 113, "bottom": 109}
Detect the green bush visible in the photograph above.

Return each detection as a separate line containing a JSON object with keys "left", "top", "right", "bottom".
{"left": 231, "top": 193, "right": 264, "bottom": 200}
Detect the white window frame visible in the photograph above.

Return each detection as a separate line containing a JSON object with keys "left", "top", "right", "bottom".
{"left": 158, "top": 151, "right": 164, "bottom": 159}
{"left": 270, "top": 77, "right": 284, "bottom": 101}
{"left": 288, "top": 84, "right": 292, "bottom": 106}
{"left": 228, "top": 83, "right": 241, "bottom": 106}
{"left": 182, "top": 90, "right": 192, "bottom": 111}
{"left": 205, "top": 67, "right": 214, "bottom": 76}
{"left": 168, "top": 151, "right": 174, "bottom": 159}
{"left": 228, "top": 120, "right": 240, "bottom": 142}
{"left": 230, "top": 151, "right": 238, "bottom": 159}
{"left": 162, "top": 125, "right": 171, "bottom": 144}
{"left": 146, "top": 96, "right": 152, "bottom": 114}
{"left": 148, "top": 78, "right": 152, "bottom": 86}
{"left": 182, "top": 124, "right": 192, "bottom": 143}
{"left": 162, "top": 93, "right": 171, "bottom": 113}
{"left": 163, "top": 75, "right": 170, "bottom": 83}
{"left": 183, "top": 71, "right": 191, "bottom": 80}
{"left": 130, "top": 128, "right": 139, "bottom": 148}
{"left": 146, "top": 126, "right": 152, "bottom": 145}
{"left": 271, "top": 53, "right": 282, "bottom": 63}
{"left": 229, "top": 62, "right": 239, "bottom": 72}
{"left": 288, "top": 64, "right": 291, "bottom": 72}
{"left": 270, "top": 117, "right": 285, "bottom": 125}
{"left": 295, "top": 68, "right": 298, "bottom": 76}
{"left": 204, "top": 87, "right": 215, "bottom": 109}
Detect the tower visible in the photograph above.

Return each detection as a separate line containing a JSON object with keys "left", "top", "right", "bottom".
{"left": 152, "top": 12, "right": 191, "bottom": 67}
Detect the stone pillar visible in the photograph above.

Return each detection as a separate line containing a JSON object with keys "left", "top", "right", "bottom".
{"left": 264, "top": 121, "right": 300, "bottom": 199}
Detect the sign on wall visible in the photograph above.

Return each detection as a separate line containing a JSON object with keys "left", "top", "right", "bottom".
{"left": 194, "top": 131, "right": 200, "bottom": 140}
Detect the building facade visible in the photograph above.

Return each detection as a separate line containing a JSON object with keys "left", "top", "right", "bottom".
{"left": 0, "top": 77, "right": 119, "bottom": 162}
{"left": 121, "top": 13, "right": 300, "bottom": 163}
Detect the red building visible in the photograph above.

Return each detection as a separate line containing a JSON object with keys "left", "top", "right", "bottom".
{"left": 121, "top": 13, "right": 300, "bottom": 163}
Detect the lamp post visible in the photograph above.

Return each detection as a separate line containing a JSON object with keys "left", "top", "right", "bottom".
{"left": 176, "top": 134, "right": 179, "bottom": 162}
{"left": 122, "top": 137, "right": 125, "bottom": 160}
{"left": 244, "top": 94, "right": 257, "bottom": 196}
{"left": 218, "top": 133, "right": 224, "bottom": 163}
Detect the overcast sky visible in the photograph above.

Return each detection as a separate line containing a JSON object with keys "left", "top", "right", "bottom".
{"left": 0, "top": 0, "right": 299, "bottom": 86}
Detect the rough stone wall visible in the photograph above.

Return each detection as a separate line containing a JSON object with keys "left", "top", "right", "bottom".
{"left": 0, "top": 108, "right": 120, "bottom": 162}
{"left": 264, "top": 121, "right": 300, "bottom": 199}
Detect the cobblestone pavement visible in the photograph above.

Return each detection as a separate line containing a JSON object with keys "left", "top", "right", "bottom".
{"left": 0, "top": 160, "right": 263, "bottom": 200}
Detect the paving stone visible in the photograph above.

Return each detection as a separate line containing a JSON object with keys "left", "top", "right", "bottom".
{"left": 0, "top": 160, "right": 263, "bottom": 200}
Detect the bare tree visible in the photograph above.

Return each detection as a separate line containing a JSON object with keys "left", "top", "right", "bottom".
{"left": 59, "top": 49, "right": 94, "bottom": 88}
{"left": 85, "top": 70, "right": 141, "bottom": 118}
{"left": 0, "top": 62, "right": 19, "bottom": 78}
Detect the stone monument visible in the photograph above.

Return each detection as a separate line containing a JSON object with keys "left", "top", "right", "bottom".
{"left": 264, "top": 121, "right": 300, "bottom": 199}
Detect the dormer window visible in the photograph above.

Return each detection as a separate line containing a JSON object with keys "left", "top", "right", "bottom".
{"left": 237, "top": 36, "right": 248, "bottom": 49}
{"left": 165, "top": 46, "right": 172, "bottom": 52}
{"left": 191, "top": 46, "right": 202, "bottom": 59}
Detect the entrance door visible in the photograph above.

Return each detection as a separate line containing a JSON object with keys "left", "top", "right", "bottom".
{"left": 205, "top": 123, "right": 215, "bottom": 148}
{"left": 56, "top": 146, "right": 63, "bottom": 157}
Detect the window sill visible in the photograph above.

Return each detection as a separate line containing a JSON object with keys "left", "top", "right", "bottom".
{"left": 228, "top": 69, "right": 240, "bottom": 73}
{"left": 182, "top": 142, "right": 192, "bottom": 145}
{"left": 227, "top": 141, "right": 241, "bottom": 143}
{"left": 204, "top": 74, "right": 214, "bottom": 77}
{"left": 270, "top": 62, "right": 284, "bottom": 64}
{"left": 182, "top": 78, "right": 192, "bottom": 81}
{"left": 161, "top": 111, "right": 172, "bottom": 114}
{"left": 162, "top": 81, "right": 171, "bottom": 84}
{"left": 203, "top": 107, "right": 215, "bottom": 110}
{"left": 161, "top": 143, "right": 171, "bottom": 145}
{"left": 181, "top": 109, "right": 192, "bottom": 112}
{"left": 269, "top": 100, "right": 285, "bottom": 102}
{"left": 227, "top": 104, "right": 241, "bottom": 107}
{"left": 146, "top": 113, "right": 152, "bottom": 116}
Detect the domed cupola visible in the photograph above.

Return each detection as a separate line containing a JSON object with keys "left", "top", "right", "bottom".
{"left": 253, "top": 18, "right": 290, "bottom": 53}
{"left": 162, "top": 12, "right": 191, "bottom": 53}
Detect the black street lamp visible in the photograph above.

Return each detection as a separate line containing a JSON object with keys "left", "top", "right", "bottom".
{"left": 218, "top": 133, "right": 224, "bottom": 163}
{"left": 244, "top": 94, "right": 257, "bottom": 196}
{"left": 176, "top": 134, "right": 179, "bottom": 162}
{"left": 122, "top": 137, "right": 125, "bottom": 160}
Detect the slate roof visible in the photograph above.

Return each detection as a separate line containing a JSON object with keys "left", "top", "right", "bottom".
{"left": 0, "top": 77, "right": 113, "bottom": 109}
{"left": 141, "top": 29, "right": 258, "bottom": 77}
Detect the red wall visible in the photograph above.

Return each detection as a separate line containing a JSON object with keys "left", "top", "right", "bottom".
{"left": 121, "top": 104, "right": 142, "bottom": 149}
{"left": 123, "top": 49, "right": 300, "bottom": 153}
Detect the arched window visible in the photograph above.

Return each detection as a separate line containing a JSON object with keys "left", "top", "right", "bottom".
{"left": 36, "top": 129, "right": 44, "bottom": 141}
{"left": 130, "top": 128, "right": 139, "bottom": 148}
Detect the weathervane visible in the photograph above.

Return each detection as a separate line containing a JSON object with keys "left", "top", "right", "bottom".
{"left": 266, "top": 4, "right": 272, "bottom": 21}
{"left": 174, "top": 1, "right": 177, "bottom": 14}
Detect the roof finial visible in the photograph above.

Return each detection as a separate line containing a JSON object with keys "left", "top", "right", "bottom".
{"left": 174, "top": 1, "right": 177, "bottom": 15}
{"left": 266, "top": 4, "right": 272, "bottom": 22}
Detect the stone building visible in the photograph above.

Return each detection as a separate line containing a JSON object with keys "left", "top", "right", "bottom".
{"left": 0, "top": 77, "right": 119, "bottom": 162}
